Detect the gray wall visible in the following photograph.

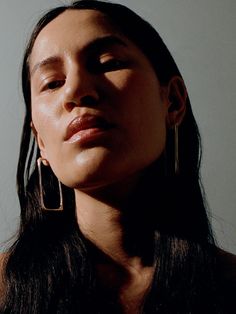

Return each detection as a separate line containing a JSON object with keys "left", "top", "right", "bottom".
{"left": 0, "top": 0, "right": 235, "bottom": 253}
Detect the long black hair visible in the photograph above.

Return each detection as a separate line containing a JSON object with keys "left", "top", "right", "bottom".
{"left": 2, "top": 1, "right": 225, "bottom": 313}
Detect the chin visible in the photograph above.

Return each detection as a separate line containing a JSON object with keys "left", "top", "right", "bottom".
{"left": 54, "top": 146, "right": 161, "bottom": 192}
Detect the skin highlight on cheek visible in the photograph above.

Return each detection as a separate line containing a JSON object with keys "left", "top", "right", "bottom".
{"left": 29, "top": 10, "right": 170, "bottom": 192}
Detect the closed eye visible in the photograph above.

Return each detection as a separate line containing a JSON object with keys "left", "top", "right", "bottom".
{"left": 89, "top": 59, "right": 128, "bottom": 74}
{"left": 100, "top": 59, "right": 127, "bottom": 72}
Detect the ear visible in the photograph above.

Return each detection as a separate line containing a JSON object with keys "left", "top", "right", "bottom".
{"left": 166, "top": 76, "right": 187, "bottom": 128}
{"left": 30, "top": 121, "right": 49, "bottom": 164}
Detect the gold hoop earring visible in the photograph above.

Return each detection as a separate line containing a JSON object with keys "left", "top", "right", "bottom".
{"left": 174, "top": 124, "right": 179, "bottom": 175}
{"left": 37, "top": 157, "right": 63, "bottom": 211}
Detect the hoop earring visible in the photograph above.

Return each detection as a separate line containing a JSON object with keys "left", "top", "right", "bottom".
{"left": 37, "top": 157, "right": 63, "bottom": 211}
{"left": 174, "top": 124, "right": 179, "bottom": 175}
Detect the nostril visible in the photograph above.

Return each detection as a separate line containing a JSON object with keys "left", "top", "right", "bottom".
{"left": 64, "top": 94, "right": 99, "bottom": 111}
{"left": 64, "top": 101, "right": 76, "bottom": 112}
{"left": 80, "top": 95, "right": 98, "bottom": 106}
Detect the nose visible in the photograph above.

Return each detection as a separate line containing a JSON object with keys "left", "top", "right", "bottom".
{"left": 62, "top": 68, "right": 100, "bottom": 111}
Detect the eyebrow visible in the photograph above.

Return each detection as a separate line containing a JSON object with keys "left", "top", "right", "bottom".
{"left": 30, "top": 56, "right": 62, "bottom": 77}
{"left": 30, "top": 35, "right": 127, "bottom": 77}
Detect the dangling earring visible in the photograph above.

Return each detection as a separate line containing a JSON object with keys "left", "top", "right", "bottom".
{"left": 37, "top": 157, "right": 63, "bottom": 211}
{"left": 174, "top": 124, "right": 179, "bottom": 175}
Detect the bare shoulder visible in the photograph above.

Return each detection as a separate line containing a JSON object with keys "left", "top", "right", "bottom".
{"left": 214, "top": 248, "right": 236, "bottom": 313}
{"left": 0, "top": 252, "right": 7, "bottom": 297}
{"left": 0, "top": 252, "right": 6, "bottom": 275}
{"left": 0, "top": 251, "right": 7, "bottom": 269}
{"left": 216, "top": 247, "right": 236, "bottom": 284}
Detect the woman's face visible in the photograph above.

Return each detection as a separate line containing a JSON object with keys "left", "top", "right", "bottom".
{"left": 30, "top": 9, "right": 170, "bottom": 190}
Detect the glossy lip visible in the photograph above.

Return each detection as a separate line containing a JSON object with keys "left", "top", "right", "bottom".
{"left": 64, "top": 114, "right": 115, "bottom": 144}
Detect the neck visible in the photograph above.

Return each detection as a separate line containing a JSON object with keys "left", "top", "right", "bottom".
{"left": 74, "top": 174, "right": 156, "bottom": 269}
{"left": 74, "top": 172, "right": 159, "bottom": 311}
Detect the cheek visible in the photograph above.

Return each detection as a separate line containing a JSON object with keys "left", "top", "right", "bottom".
{"left": 108, "top": 70, "right": 167, "bottom": 135}
{"left": 106, "top": 70, "right": 168, "bottom": 166}
{"left": 104, "top": 69, "right": 142, "bottom": 95}
{"left": 31, "top": 101, "right": 61, "bottom": 149}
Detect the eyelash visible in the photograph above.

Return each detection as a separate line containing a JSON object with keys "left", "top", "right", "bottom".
{"left": 97, "top": 59, "right": 128, "bottom": 72}
{"left": 42, "top": 79, "right": 65, "bottom": 91}
{"left": 40, "top": 58, "right": 128, "bottom": 92}
{"left": 88, "top": 58, "right": 128, "bottom": 74}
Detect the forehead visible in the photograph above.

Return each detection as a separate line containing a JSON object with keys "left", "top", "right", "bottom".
{"left": 40, "top": 9, "right": 118, "bottom": 38}
{"left": 30, "top": 9, "right": 122, "bottom": 65}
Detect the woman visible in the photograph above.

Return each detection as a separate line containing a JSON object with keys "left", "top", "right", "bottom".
{"left": 0, "top": 0, "right": 235, "bottom": 313}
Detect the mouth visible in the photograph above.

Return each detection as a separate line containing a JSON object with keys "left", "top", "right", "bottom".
{"left": 65, "top": 114, "right": 115, "bottom": 144}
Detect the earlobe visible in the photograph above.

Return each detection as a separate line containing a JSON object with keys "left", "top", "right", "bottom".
{"left": 30, "top": 121, "right": 48, "bottom": 163}
{"left": 166, "top": 76, "right": 187, "bottom": 128}
{"left": 30, "top": 121, "right": 37, "bottom": 137}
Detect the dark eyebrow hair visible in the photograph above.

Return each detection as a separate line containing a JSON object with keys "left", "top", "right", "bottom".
{"left": 30, "top": 56, "right": 62, "bottom": 77}
{"left": 30, "top": 35, "right": 127, "bottom": 77}
{"left": 84, "top": 35, "right": 127, "bottom": 54}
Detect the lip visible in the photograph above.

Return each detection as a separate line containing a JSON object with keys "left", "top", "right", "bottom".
{"left": 64, "top": 114, "right": 114, "bottom": 143}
